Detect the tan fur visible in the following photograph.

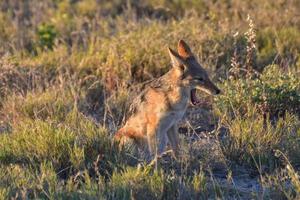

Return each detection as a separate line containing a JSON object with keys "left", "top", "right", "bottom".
{"left": 114, "top": 40, "right": 220, "bottom": 160}
{"left": 178, "top": 40, "right": 193, "bottom": 58}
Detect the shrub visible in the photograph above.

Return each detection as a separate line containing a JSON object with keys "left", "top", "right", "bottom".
{"left": 220, "top": 112, "right": 300, "bottom": 170}
{"left": 215, "top": 64, "right": 300, "bottom": 170}
{"left": 216, "top": 65, "right": 300, "bottom": 118}
{"left": 37, "top": 24, "right": 57, "bottom": 50}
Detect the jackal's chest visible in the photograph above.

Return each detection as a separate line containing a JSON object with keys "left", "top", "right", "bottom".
{"left": 167, "top": 87, "right": 190, "bottom": 111}
{"left": 160, "top": 88, "right": 189, "bottom": 127}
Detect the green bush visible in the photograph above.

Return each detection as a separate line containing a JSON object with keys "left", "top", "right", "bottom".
{"left": 220, "top": 113, "right": 300, "bottom": 169}
{"left": 37, "top": 24, "right": 57, "bottom": 50}
{"left": 216, "top": 65, "right": 300, "bottom": 118}
{"left": 215, "top": 65, "right": 300, "bottom": 169}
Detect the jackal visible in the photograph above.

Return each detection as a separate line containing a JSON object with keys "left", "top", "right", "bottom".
{"left": 114, "top": 39, "right": 220, "bottom": 160}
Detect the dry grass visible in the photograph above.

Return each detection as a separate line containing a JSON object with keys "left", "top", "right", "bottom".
{"left": 0, "top": 0, "right": 299, "bottom": 199}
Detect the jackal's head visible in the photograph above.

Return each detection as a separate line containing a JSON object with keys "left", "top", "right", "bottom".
{"left": 168, "top": 39, "right": 221, "bottom": 105}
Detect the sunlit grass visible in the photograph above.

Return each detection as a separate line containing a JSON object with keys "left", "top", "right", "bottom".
{"left": 0, "top": 0, "right": 299, "bottom": 199}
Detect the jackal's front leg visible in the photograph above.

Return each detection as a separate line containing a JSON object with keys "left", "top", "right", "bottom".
{"left": 146, "top": 126, "right": 167, "bottom": 162}
{"left": 157, "top": 130, "right": 167, "bottom": 156}
{"left": 167, "top": 125, "right": 180, "bottom": 158}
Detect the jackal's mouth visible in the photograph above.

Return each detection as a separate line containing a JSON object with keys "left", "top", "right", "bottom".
{"left": 190, "top": 89, "right": 200, "bottom": 106}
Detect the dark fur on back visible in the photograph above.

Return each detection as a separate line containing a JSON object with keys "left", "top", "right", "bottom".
{"left": 127, "top": 70, "right": 175, "bottom": 119}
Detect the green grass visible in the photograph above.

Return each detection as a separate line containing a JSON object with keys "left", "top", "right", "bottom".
{"left": 0, "top": 0, "right": 300, "bottom": 199}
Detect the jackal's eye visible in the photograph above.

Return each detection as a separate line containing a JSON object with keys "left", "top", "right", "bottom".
{"left": 197, "top": 77, "right": 204, "bottom": 82}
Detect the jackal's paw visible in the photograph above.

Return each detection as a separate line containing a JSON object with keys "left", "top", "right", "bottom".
{"left": 160, "top": 149, "right": 179, "bottom": 160}
{"left": 171, "top": 150, "right": 181, "bottom": 160}
{"left": 160, "top": 149, "right": 173, "bottom": 157}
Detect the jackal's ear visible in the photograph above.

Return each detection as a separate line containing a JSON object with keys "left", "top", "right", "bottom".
{"left": 178, "top": 39, "right": 193, "bottom": 58}
{"left": 168, "top": 47, "right": 185, "bottom": 69}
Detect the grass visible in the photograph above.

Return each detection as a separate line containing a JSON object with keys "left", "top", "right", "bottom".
{"left": 0, "top": 0, "right": 300, "bottom": 199}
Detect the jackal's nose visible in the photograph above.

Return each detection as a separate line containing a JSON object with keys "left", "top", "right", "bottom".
{"left": 215, "top": 89, "right": 221, "bottom": 95}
